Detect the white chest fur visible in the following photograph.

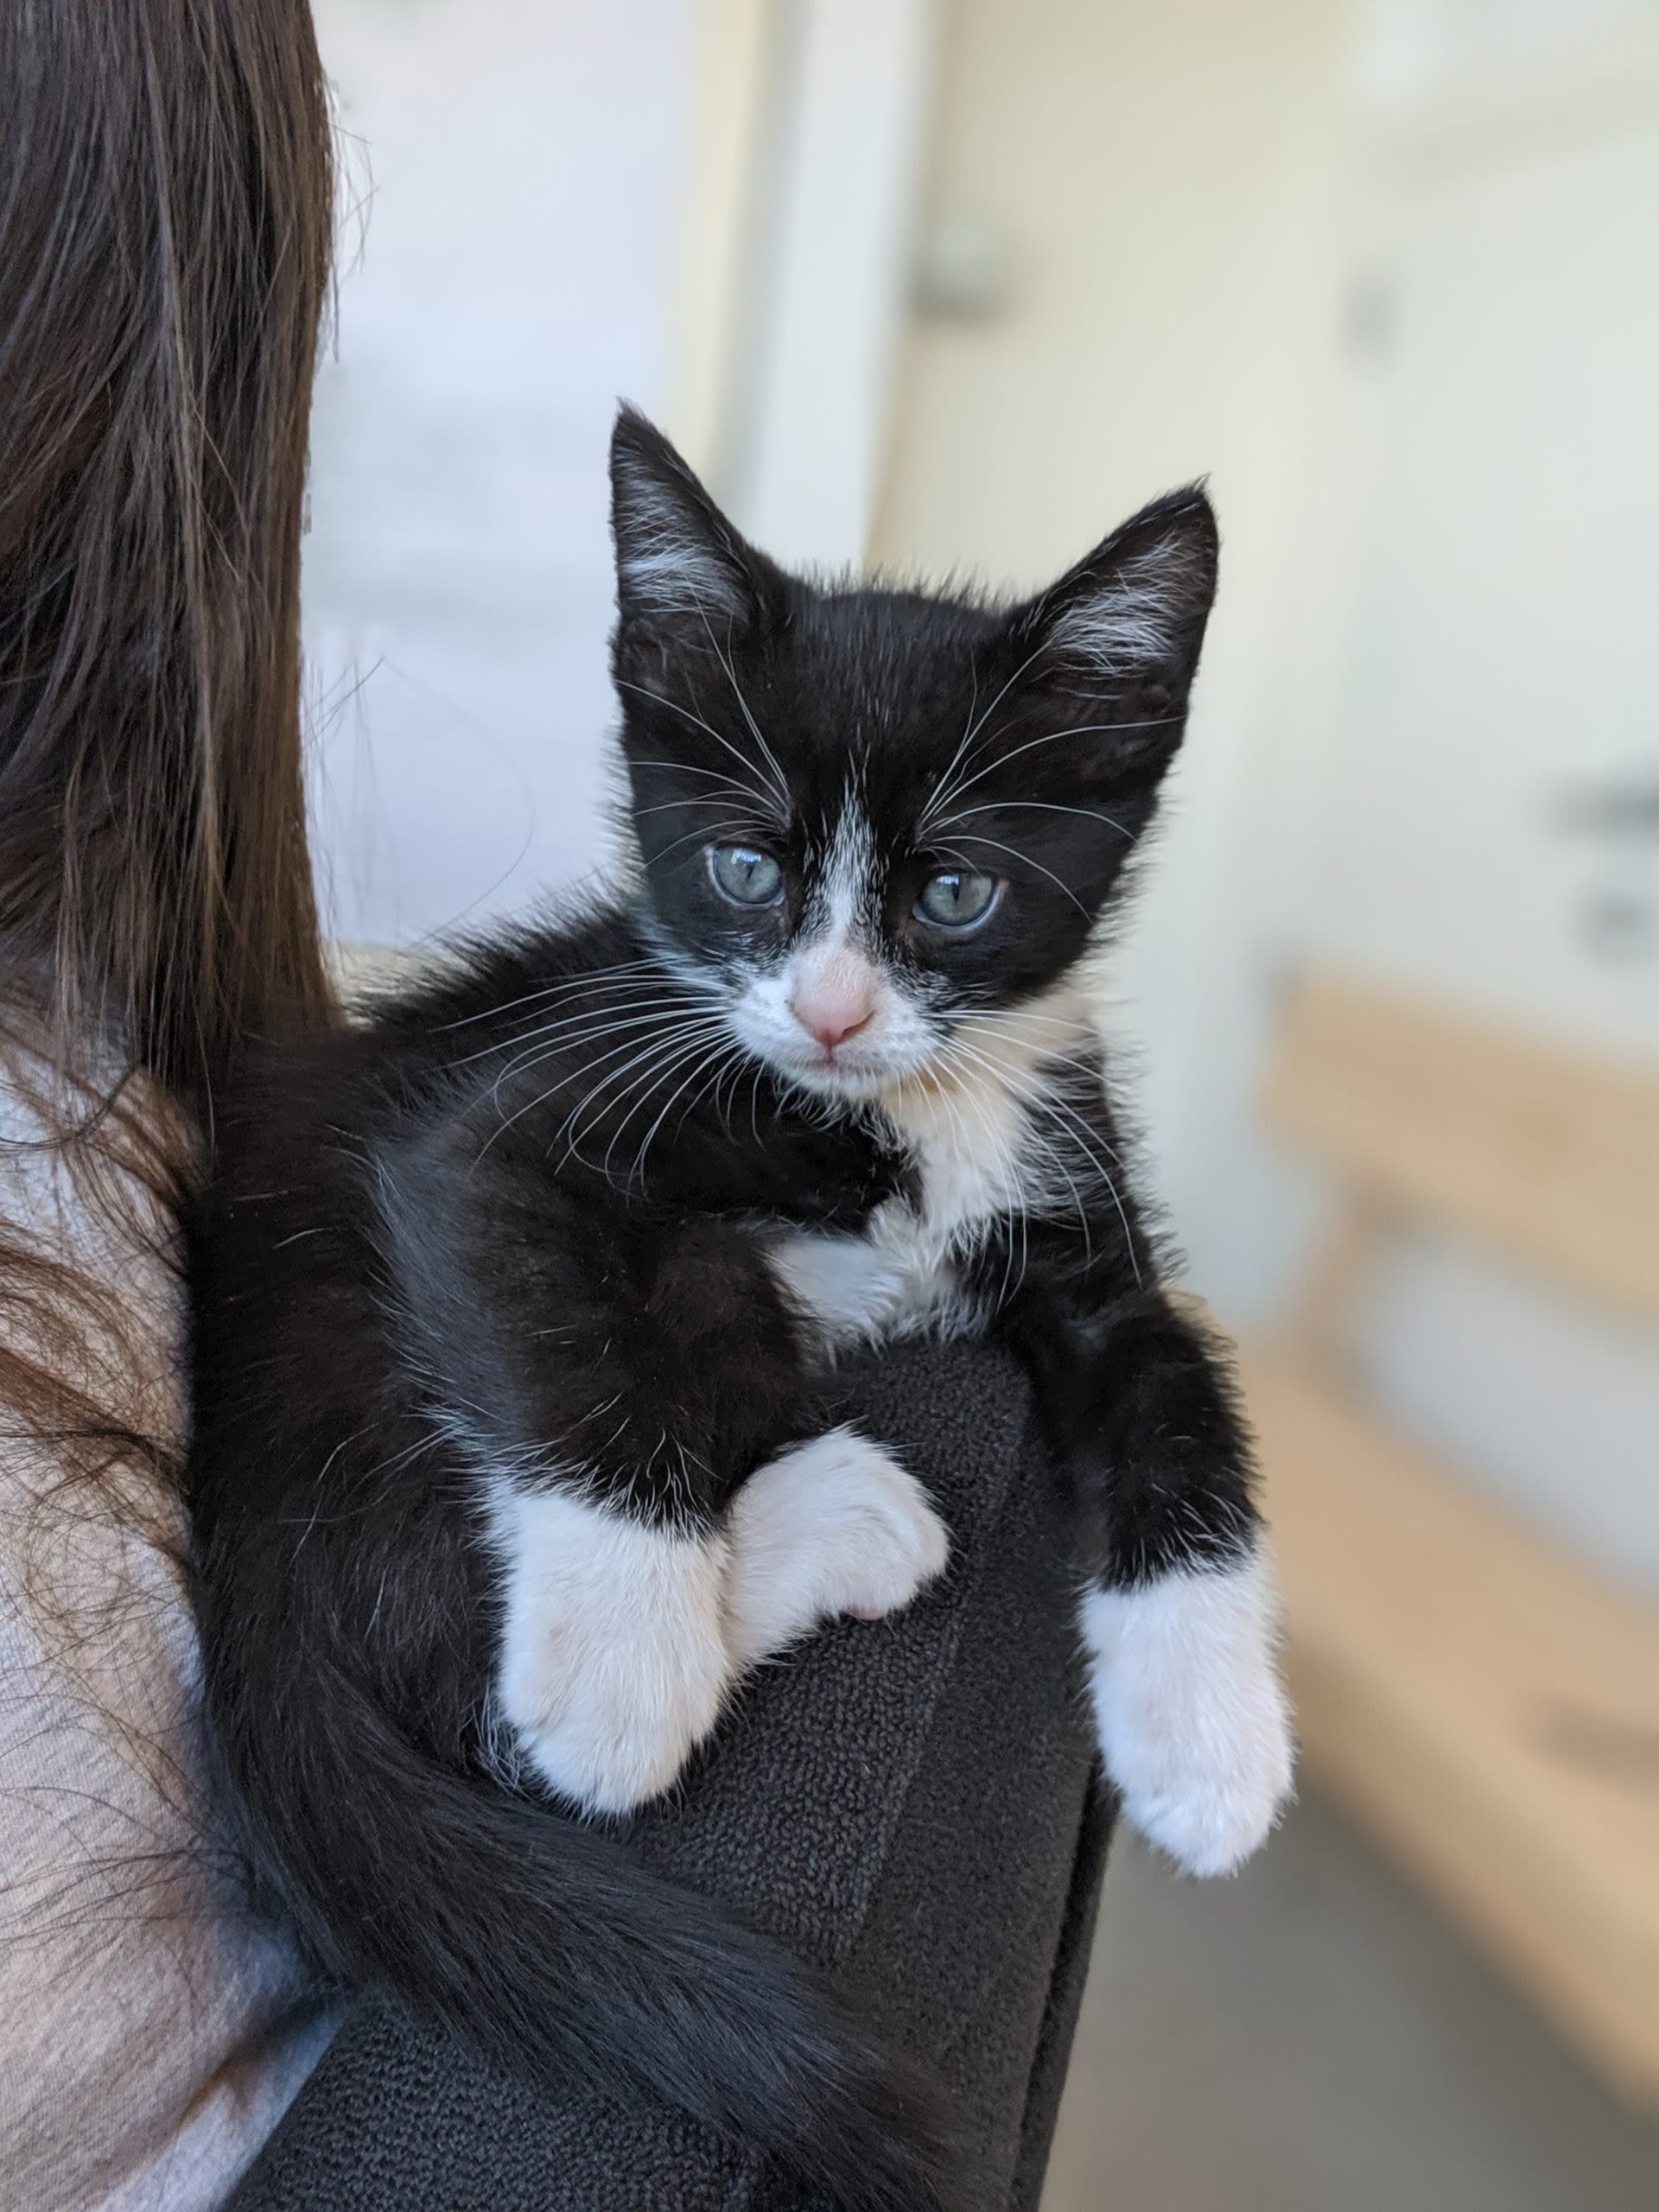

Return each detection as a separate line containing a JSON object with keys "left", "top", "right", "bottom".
{"left": 767, "top": 986, "right": 1094, "bottom": 1347}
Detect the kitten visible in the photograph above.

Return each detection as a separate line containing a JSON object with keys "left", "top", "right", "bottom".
{"left": 185, "top": 408, "right": 1293, "bottom": 2209}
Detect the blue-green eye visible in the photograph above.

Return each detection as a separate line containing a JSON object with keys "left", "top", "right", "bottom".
{"left": 916, "top": 868, "right": 999, "bottom": 930}
{"left": 709, "top": 844, "right": 785, "bottom": 906}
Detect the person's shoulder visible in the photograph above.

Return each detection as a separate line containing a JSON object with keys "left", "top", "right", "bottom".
{"left": 0, "top": 1011, "right": 188, "bottom": 1432}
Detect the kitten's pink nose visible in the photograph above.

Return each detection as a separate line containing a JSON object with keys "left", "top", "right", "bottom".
{"left": 789, "top": 972, "right": 877, "bottom": 1052}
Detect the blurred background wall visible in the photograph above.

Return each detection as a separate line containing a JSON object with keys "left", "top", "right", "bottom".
{"left": 872, "top": 0, "right": 1659, "bottom": 1593}
{"left": 304, "top": 0, "right": 696, "bottom": 941}
{"left": 300, "top": 4, "right": 1659, "bottom": 2198}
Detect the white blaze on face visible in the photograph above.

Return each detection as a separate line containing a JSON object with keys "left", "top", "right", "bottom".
{"left": 721, "top": 791, "right": 943, "bottom": 1093}
{"left": 785, "top": 802, "right": 882, "bottom": 1049}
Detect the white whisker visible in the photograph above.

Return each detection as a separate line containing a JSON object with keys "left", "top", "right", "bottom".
{"left": 690, "top": 600, "right": 791, "bottom": 810}
{"left": 615, "top": 676, "right": 789, "bottom": 822}
{"left": 925, "top": 713, "right": 1183, "bottom": 826}
{"left": 918, "top": 638, "right": 1057, "bottom": 833}
{"left": 931, "top": 798, "right": 1135, "bottom": 842}
{"left": 938, "top": 834, "right": 1091, "bottom": 920}
{"left": 435, "top": 958, "right": 668, "bottom": 1033}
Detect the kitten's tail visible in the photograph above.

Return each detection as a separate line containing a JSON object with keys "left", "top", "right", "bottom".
{"left": 218, "top": 1661, "right": 955, "bottom": 2211}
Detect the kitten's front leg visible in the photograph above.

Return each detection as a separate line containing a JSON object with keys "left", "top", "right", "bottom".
{"left": 721, "top": 1426, "right": 951, "bottom": 1669}
{"left": 1080, "top": 1541, "right": 1293, "bottom": 1878}
{"left": 471, "top": 1216, "right": 806, "bottom": 1818}
{"left": 1014, "top": 1289, "right": 1295, "bottom": 1874}
{"left": 491, "top": 1433, "right": 950, "bottom": 1815}
{"left": 489, "top": 1482, "right": 741, "bottom": 1816}
{"left": 420, "top": 1116, "right": 942, "bottom": 1816}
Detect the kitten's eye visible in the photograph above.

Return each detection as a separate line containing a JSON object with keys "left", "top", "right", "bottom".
{"left": 709, "top": 844, "right": 785, "bottom": 906}
{"left": 915, "top": 868, "right": 1000, "bottom": 930}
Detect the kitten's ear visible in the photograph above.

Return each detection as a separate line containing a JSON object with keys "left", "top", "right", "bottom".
{"left": 609, "top": 405, "right": 783, "bottom": 640}
{"left": 1013, "top": 486, "right": 1219, "bottom": 695}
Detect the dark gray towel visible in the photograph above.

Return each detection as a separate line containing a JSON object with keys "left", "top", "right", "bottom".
{"left": 232, "top": 1337, "right": 1109, "bottom": 2210}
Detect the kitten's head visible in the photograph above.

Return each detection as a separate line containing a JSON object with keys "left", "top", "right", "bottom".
{"left": 609, "top": 406, "right": 1217, "bottom": 1103}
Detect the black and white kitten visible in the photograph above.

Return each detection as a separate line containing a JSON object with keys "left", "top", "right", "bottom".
{"left": 185, "top": 409, "right": 1292, "bottom": 2209}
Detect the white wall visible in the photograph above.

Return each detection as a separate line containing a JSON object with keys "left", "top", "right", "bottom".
{"left": 302, "top": 0, "right": 696, "bottom": 947}
{"left": 1304, "top": 7, "right": 1659, "bottom": 1589}
{"left": 870, "top": 0, "right": 1659, "bottom": 1586}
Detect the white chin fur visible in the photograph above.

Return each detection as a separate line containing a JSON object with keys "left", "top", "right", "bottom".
{"left": 772, "top": 1053, "right": 918, "bottom": 1102}
{"left": 1080, "top": 1548, "right": 1295, "bottom": 1877}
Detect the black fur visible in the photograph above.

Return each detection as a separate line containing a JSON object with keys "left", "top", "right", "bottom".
{"left": 188, "top": 917, "right": 950, "bottom": 2206}
{"left": 184, "top": 409, "right": 1261, "bottom": 2209}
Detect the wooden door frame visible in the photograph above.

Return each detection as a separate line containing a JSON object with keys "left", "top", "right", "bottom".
{"left": 665, "top": 0, "right": 941, "bottom": 569}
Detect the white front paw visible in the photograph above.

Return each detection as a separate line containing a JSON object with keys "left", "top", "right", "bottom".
{"left": 1080, "top": 1551, "right": 1295, "bottom": 1877}
{"left": 490, "top": 1485, "right": 735, "bottom": 1817}
{"left": 725, "top": 1425, "right": 951, "bottom": 1666}
{"left": 505, "top": 1624, "right": 728, "bottom": 1817}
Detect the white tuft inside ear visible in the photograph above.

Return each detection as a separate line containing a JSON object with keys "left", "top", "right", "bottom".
{"left": 1045, "top": 537, "right": 1200, "bottom": 677}
{"left": 614, "top": 464, "right": 747, "bottom": 625}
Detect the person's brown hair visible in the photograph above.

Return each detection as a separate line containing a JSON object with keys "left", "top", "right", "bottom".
{"left": 0, "top": 0, "right": 339, "bottom": 1116}
{"left": 0, "top": 1, "right": 338, "bottom": 1530}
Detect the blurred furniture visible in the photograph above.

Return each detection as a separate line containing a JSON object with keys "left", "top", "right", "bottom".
{"left": 231, "top": 1337, "right": 1108, "bottom": 2211}
{"left": 1245, "top": 972, "right": 1659, "bottom": 2105}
